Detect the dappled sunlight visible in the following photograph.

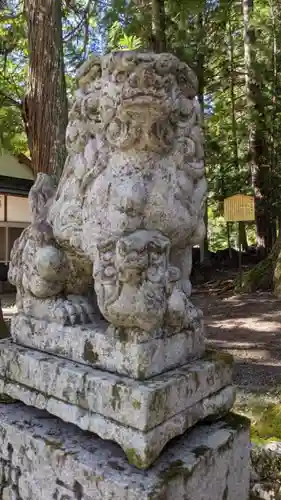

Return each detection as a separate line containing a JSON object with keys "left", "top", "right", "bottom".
{"left": 208, "top": 317, "right": 281, "bottom": 333}
{"left": 194, "top": 291, "right": 281, "bottom": 393}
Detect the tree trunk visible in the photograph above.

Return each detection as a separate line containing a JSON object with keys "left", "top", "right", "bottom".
{"left": 196, "top": 7, "right": 208, "bottom": 263}
{"left": 228, "top": 17, "right": 239, "bottom": 173}
{"left": 239, "top": 222, "right": 248, "bottom": 252}
{"left": 243, "top": 0, "right": 273, "bottom": 256}
{"left": 273, "top": 239, "right": 281, "bottom": 297}
{"left": 24, "top": 0, "right": 68, "bottom": 183}
{"left": 238, "top": 233, "right": 281, "bottom": 293}
{"left": 151, "top": 0, "right": 167, "bottom": 52}
{"left": 227, "top": 223, "right": 232, "bottom": 258}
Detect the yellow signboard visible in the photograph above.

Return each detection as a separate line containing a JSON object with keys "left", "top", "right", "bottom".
{"left": 224, "top": 194, "right": 255, "bottom": 222}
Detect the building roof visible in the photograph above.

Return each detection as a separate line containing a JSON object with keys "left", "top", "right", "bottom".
{"left": 0, "top": 175, "right": 33, "bottom": 196}
{"left": 0, "top": 152, "right": 34, "bottom": 196}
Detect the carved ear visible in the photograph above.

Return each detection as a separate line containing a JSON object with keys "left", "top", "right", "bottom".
{"left": 28, "top": 173, "right": 56, "bottom": 220}
{"left": 76, "top": 54, "right": 101, "bottom": 89}
{"left": 167, "top": 266, "right": 181, "bottom": 283}
{"left": 149, "top": 232, "right": 170, "bottom": 253}
{"left": 176, "top": 62, "right": 198, "bottom": 98}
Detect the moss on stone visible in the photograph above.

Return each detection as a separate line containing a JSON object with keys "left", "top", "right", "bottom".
{"left": 0, "top": 394, "right": 16, "bottom": 404}
{"left": 235, "top": 397, "right": 281, "bottom": 445}
{"left": 161, "top": 460, "right": 187, "bottom": 479}
{"left": 223, "top": 412, "right": 251, "bottom": 431}
{"left": 136, "top": 368, "right": 146, "bottom": 380}
{"left": 83, "top": 340, "right": 99, "bottom": 364}
{"left": 132, "top": 399, "right": 141, "bottom": 410}
{"left": 125, "top": 447, "right": 145, "bottom": 469}
{"left": 43, "top": 437, "right": 64, "bottom": 450}
{"left": 250, "top": 404, "right": 281, "bottom": 444}
{"left": 149, "top": 390, "right": 166, "bottom": 417}
{"left": 204, "top": 350, "right": 233, "bottom": 366}
{"left": 193, "top": 445, "right": 210, "bottom": 458}
{"left": 116, "top": 328, "right": 129, "bottom": 343}
{"left": 159, "top": 459, "right": 194, "bottom": 486}
{"left": 110, "top": 384, "right": 122, "bottom": 411}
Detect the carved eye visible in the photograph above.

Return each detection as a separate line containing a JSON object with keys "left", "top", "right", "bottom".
{"left": 103, "top": 266, "right": 116, "bottom": 278}
{"left": 115, "top": 71, "right": 127, "bottom": 83}
{"left": 177, "top": 73, "right": 187, "bottom": 86}
{"left": 103, "top": 251, "right": 113, "bottom": 262}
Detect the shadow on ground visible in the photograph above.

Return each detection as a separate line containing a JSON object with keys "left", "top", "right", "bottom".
{"left": 193, "top": 291, "right": 281, "bottom": 394}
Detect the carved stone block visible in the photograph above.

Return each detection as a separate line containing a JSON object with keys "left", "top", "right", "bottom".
{"left": 0, "top": 403, "right": 250, "bottom": 499}
{"left": 11, "top": 314, "right": 205, "bottom": 379}
{"left": 0, "top": 340, "right": 234, "bottom": 469}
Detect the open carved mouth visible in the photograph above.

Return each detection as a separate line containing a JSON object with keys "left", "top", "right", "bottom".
{"left": 122, "top": 93, "right": 163, "bottom": 107}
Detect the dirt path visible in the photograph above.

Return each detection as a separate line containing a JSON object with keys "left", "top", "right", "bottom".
{"left": 193, "top": 290, "right": 281, "bottom": 394}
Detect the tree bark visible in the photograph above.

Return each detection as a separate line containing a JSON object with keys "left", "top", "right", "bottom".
{"left": 242, "top": 0, "right": 273, "bottom": 255}
{"left": 24, "top": 0, "right": 68, "bottom": 183}
{"left": 239, "top": 222, "right": 248, "bottom": 252}
{"left": 228, "top": 17, "right": 239, "bottom": 173}
{"left": 196, "top": 7, "right": 209, "bottom": 263}
{"left": 151, "top": 0, "right": 167, "bottom": 52}
{"left": 238, "top": 233, "right": 281, "bottom": 293}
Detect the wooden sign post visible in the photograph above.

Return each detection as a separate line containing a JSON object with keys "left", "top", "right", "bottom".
{"left": 224, "top": 194, "right": 255, "bottom": 286}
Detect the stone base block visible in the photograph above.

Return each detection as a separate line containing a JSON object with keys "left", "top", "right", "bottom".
{"left": 11, "top": 313, "right": 205, "bottom": 379}
{"left": 0, "top": 340, "right": 234, "bottom": 468}
{"left": 0, "top": 403, "right": 250, "bottom": 500}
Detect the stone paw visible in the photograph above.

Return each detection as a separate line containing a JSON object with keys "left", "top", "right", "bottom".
{"left": 52, "top": 296, "right": 96, "bottom": 325}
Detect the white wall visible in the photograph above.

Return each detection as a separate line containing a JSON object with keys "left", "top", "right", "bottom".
{"left": 7, "top": 196, "right": 31, "bottom": 223}
{"left": 0, "top": 153, "right": 34, "bottom": 180}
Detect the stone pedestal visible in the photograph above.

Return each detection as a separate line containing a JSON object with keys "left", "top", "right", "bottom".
{"left": 0, "top": 339, "right": 235, "bottom": 469}
{"left": 0, "top": 402, "right": 250, "bottom": 500}
{"left": 11, "top": 314, "right": 205, "bottom": 379}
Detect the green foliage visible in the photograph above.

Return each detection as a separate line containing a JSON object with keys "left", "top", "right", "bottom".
{"left": 251, "top": 403, "right": 281, "bottom": 444}
{"left": 108, "top": 24, "right": 143, "bottom": 50}
{"left": 118, "top": 34, "right": 143, "bottom": 50}
{"left": 0, "top": 0, "right": 28, "bottom": 156}
{"left": 235, "top": 397, "right": 281, "bottom": 445}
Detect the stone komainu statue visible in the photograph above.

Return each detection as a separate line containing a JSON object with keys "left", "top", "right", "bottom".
{"left": 9, "top": 51, "right": 207, "bottom": 333}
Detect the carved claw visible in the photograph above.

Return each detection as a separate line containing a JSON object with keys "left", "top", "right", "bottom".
{"left": 52, "top": 296, "right": 96, "bottom": 326}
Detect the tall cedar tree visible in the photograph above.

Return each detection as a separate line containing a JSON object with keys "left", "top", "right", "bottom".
{"left": 0, "top": 0, "right": 69, "bottom": 334}
{"left": 151, "top": 0, "right": 167, "bottom": 52}
{"left": 243, "top": 0, "right": 273, "bottom": 255}
{"left": 24, "top": 0, "right": 68, "bottom": 183}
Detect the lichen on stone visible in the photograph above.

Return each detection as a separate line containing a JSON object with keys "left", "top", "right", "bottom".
{"left": 83, "top": 340, "right": 99, "bottom": 364}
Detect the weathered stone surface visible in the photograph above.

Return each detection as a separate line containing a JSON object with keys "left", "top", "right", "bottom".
{"left": 11, "top": 313, "right": 205, "bottom": 379}
{"left": 0, "top": 381, "right": 236, "bottom": 469}
{"left": 0, "top": 340, "right": 232, "bottom": 431}
{"left": 0, "top": 341, "right": 234, "bottom": 468}
{"left": 8, "top": 174, "right": 98, "bottom": 328}
{"left": 9, "top": 50, "right": 206, "bottom": 337}
{"left": 251, "top": 442, "right": 281, "bottom": 499}
{"left": 0, "top": 403, "right": 250, "bottom": 499}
